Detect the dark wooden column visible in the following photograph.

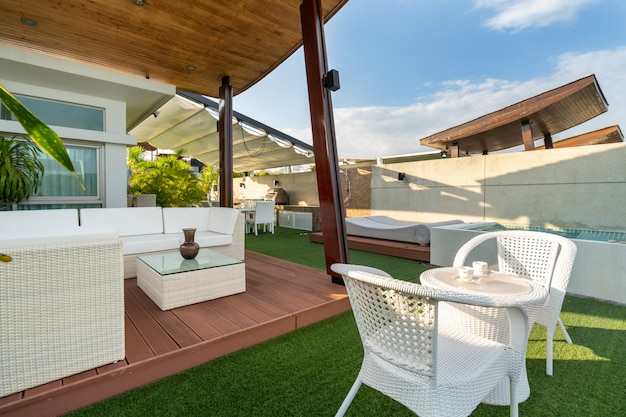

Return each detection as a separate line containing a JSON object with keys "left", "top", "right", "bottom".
{"left": 300, "top": 0, "right": 349, "bottom": 283}
{"left": 218, "top": 76, "right": 234, "bottom": 207}
{"left": 544, "top": 132, "right": 554, "bottom": 149}
{"left": 521, "top": 120, "right": 536, "bottom": 151}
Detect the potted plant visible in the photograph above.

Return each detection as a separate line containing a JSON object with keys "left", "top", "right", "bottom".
{"left": 0, "top": 135, "right": 44, "bottom": 204}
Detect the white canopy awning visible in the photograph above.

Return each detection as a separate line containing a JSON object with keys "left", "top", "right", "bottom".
{"left": 130, "top": 91, "right": 314, "bottom": 172}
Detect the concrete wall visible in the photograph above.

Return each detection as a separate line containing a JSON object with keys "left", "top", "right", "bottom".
{"left": 370, "top": 142, "right": 626, "bottom": 231}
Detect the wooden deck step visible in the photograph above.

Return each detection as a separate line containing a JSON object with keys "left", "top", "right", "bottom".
{"left": 309, "top": 232, "right": 430, "bottom": 262}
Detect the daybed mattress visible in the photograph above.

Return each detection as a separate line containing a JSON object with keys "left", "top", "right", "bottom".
{"left": 345, "top": 216, "right": 463, "bottom": 246}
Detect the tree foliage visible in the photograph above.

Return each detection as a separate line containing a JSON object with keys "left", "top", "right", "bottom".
{"left": 199, "top": 165, "right": 219, "bottom": 202}
{"left": 127, "top": 146, "right": 206, "bottom": 207}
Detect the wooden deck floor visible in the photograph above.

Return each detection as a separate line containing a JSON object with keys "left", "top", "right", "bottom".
{"left": 0, "top": 251, "right": 350, "bottom": 417}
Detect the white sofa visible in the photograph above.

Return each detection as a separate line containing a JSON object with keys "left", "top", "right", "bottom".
{"left": 0, "top": 206, "right": 245, "bottom": 279}
{"left": 80, "top": 206, "right": 244, "bottom": 278}
{"left": 0, "top": 224, "right": 125, "bottom": 397}
{"left": 0, "top": 206, "right": 243, "bottom": 396}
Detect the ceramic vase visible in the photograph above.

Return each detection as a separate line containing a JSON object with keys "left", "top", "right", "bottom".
{"left": 179, "top": 228, "right": 200, "bottom": 259}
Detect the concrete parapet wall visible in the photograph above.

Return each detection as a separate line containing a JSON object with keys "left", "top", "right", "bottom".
{"left": 370, "top": 142, "right": 626, "bottom": 231}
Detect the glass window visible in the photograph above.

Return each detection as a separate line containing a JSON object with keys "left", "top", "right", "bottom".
{"left": 1, "top": 95, "right": 104, "bottom": 131}
{"left": 35, "top": 145, "right": 99, "bottom": 197}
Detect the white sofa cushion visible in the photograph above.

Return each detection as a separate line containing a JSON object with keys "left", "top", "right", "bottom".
{"left": 207, "top": 207, "right": 240, "bottom": 235}
{"left": 0, "top": 226, "right": 118, "bottom": 249}
{"left": 162, "top": 207, "right": 212, "bottom": 234}
{"left": 179, "top": 230, "right": 233, "bottom": 247}
{"left": 0, "top": 209, "right": 79, "bottom": 232}
{"left": 81, "top": 207, "right": 164, "bottom": 236}
{"left": 120, "top": 234, "right": 181, "bottom": 255}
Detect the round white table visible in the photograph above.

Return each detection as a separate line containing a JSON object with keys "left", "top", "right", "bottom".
{"left": 420, "top": 266, "right": 548, "bottom": 406}
{"left": 420, "top": 267, "right": 546, "bottom": 301}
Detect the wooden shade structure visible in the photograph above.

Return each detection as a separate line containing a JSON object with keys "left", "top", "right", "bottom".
{"left": 0, "top": 0, "right": 351, "bottom": 278}
{"left": 0, "top": 0, "right": 347, "bottom": 97}
{"left": 420, "top": 75, "right": 609, "bottom": 155}
{"left": 536, "top": 125, "right": 623, "bottom": 149}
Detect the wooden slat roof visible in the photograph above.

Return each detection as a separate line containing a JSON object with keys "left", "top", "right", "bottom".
{"left": 0, "top": 0, "right": 348, "bottom": 97}
{"left": 419, "top": 75, "right": 609, "bottom": 154}
{"left": 536, "top": 125, "right": 623, "bottom": 149}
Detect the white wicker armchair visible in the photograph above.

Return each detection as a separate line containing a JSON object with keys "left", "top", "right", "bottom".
{"left": 332, "top": 263, "right": 539, "bottom": 417}
{"left": 453, "top": 230, "right": 577, "bottom": 376}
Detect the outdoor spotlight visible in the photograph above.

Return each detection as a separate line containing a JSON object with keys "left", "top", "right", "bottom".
{"left": 152, "top": 110, "right": 160, "bottom": 118}
{"left": 323, "top": 69, "right": 340, "bottom": 91}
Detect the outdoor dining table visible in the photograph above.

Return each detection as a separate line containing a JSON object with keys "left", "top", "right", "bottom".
{"left": 420, "top": 266, "right": 548, "bottom": 406}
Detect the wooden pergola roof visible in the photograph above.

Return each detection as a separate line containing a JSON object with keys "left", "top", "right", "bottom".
{"left": 0, "top": 0, "right": 348, "bottom": 97}
{"left": 536, "top": 125, "right": 623, "bottom": 149}
{"left": 419, "top": 75, "right": 609, "bottom": 155}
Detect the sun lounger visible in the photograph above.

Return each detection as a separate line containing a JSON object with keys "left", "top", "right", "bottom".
{"left": 345, "top": 216, "right": 463, "bottom": 246}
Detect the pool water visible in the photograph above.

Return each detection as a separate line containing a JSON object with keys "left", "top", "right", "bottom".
{"left": 470, "top": 223, "right": 626, "bottom": 243}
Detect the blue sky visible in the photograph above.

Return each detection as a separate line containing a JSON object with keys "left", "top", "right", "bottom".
{"left": 234, "top": 0, "right": 626, "bottom": 159}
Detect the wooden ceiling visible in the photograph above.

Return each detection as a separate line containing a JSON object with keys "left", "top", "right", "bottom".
{"left": 419, "top": 75, "right": 609, "bottom": 154}
{"left": 0, "top": 0, "right": 348, "bottom": 97}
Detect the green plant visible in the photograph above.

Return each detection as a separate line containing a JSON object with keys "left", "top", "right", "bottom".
{"left": 127, "top": 146, "right": 206, "bottom": 207}
{"left": 199, "top": 165, "right": 218, "bottom": 202}
{"left": 0, "top": 84, "right": 82, "bottom": 189}
{"left": 0, "top": 136, "right": 45, "bottom": 204}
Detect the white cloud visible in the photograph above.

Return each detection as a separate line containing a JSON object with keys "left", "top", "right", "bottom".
{"left": 476, "top": 0, "right": 596, "bottom": 31}
{"left": 327, "top": 47, "right": 626, "bottom": 159}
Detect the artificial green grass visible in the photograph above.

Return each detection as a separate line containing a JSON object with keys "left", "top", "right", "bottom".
{"left": 68, "top": 227, "right": 626, "bottom": 416}
{"left": 244, "top": 226, "right": 429, "bottom": 282}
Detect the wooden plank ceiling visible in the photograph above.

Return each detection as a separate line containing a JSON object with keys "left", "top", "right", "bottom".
{"left": 0, "top": 0, "right": 348, "bottom": 97}
{"left": 419, "top": 75, "right": 609, "bottom": 154}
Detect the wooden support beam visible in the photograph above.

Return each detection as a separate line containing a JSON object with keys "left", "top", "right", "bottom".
{"left": 521, "top": 121, "right": 536, "bottom": 151}
{"left": 219, "top": 76, "right": 234, "bottom": 207}
{"left": 544, "top": 132, "right": 554, "bottom": 149}
{"left": 300, "top": 0, "right": 349, "bottom": 283}
{"left": 449, "top": 142, "right": 460, "bottom": 158}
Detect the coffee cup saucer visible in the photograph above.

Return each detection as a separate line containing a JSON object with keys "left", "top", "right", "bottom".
{"left": 457, "top": 275, "right": 481, "bottom": 283}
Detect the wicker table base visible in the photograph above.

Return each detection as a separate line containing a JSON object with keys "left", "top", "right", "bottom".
{"left": 137, "top": 249, "right": 245, "bottom": 310}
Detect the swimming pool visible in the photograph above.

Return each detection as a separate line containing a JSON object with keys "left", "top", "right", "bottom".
{"left": 469, "top": 223, "right": 626, "bottom": 243}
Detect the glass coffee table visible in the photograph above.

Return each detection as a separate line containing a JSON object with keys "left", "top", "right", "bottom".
{"left": 136, "top": 248, "right": 245, "bottom": 310}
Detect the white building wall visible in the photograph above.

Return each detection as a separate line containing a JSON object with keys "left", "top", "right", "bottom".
{"left": 0, "top": 44, "right": 174, "bottom": 208}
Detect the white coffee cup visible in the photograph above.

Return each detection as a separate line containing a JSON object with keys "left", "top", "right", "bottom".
{"left": 473, "top": 261, "right": 488, "bottom": 276}
{"left": 457, "top": 266, "right": 474, "bottom": 281}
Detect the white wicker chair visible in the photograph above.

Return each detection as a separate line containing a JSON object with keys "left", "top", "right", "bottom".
{"left": 245, "top": 201, "right": 275, "bottom": 236}
{"left": 453, "top": 230, "right": 577, "bottom": 376}
{"left": 331, "top": 263, "right": 538, "bottom": 417}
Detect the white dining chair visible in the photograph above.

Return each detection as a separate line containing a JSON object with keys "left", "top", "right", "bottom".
{"left": 331, "top": 263, "right": 535, "bottom": 417}
{"left": 453, "top": 230, "right": 578, "bottom": 375}
{"left": 245, "top": 201, "right": 275, "bottom": 236}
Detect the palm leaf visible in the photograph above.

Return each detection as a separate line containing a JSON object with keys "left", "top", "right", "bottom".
{"left": 0, "top": 84, "right": 85, "bottom": 191}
